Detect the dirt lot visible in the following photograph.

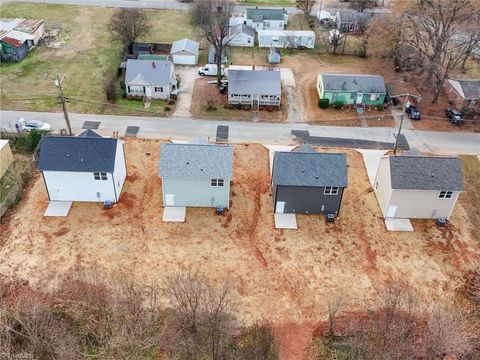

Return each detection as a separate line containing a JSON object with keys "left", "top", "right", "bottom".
{"left": 1, "top": 139, "right": 479, "bottom": 358}
{"left": 190, "top": 77, "right": 288, "bottom": 122}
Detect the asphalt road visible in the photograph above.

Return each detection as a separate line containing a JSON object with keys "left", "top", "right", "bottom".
{"left": 1, "top": 110, "right": 479, "bottom": 155}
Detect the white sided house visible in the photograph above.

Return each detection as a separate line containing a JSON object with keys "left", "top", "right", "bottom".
{"left": 228, "top": 69, "right": 281, "bottom": 108}
{"left": 245, "top": 8, "right": 288, "bottom": 31}
{"left": 374, "top": 155, "right": 464, "bottom": 220}
{"left": 159, "top": 141, "right": 233, "bottom": 209}
{"left": 37, "top": 130, "right": 127, "bottom": 203}
{"left": 229, "top": 24, "right": 254, "bottom": 47}
{"left": 125, "top": 59, "right": 177, "bottom": 100}
{"left": 258, "top": 30, "right": 316, "bottom": 49}
{"left": 170, "top": 38, "right": 199, "bottom": 65}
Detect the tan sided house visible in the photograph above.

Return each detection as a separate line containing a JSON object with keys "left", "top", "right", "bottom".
{"left": 374, "top": 155, "right": 464, "bottom": 220}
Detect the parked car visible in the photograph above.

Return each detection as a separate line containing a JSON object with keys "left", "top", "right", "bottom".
{"left": 445, "top": 108, "right": 464, "bottom": 126}
{"left": 198, "top": 64, "right": 225, "bottom": 77}
{"left": 219, "top": 81, "right": 228, "bottom": 94}
{"left": 405, "top": 104, "right": 421, "bottom": 120}
{"left": 17, "top": 118, "right": 52, "bottom": 132}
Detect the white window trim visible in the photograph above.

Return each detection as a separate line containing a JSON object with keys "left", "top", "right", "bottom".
{"left": 439, "top": 190, "right": 453, "bottom": 199}
{"left": 324, "top": 186, "right": 339, "bottom": 195}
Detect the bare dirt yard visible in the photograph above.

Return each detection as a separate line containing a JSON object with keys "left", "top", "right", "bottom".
{"left": 190, "top": 76, "right": 288, "bottom": 122}
{"left": 1, "top": 140, "right": 479, "bottom": 359}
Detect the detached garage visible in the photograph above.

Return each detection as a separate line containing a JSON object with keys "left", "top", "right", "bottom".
{"left": 170, "top": 38, "right": 199, "bottom": 65}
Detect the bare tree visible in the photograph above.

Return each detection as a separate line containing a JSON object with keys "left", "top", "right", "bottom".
{"left": 191, "top": 0, "right": 234, "bottom": 85}
{"left": 296, "top": 0, "right": 316, "bottom": 18}
{"left": 327, "top": 293, "right": 343, "bottom": 342}
{"left": 422, "top": 308, "right": 474, "bottom": 360}
{"left": 402, "top": 0, "right": 476, "bottom": 103}
{"left": 350, "top": 0, "right": 376, "bottom": 12}
{"left": 458, "top": 13, "right": 480, "bottom": 69}
{"left": 109, "top": 8, "right": 151, "bottom": 53}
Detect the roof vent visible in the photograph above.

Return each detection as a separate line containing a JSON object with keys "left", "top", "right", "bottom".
{"left": 315, "top": 176, "right": 319, "bottom": 179}
{"left": 353, "top": 79, "right": 358, "bottom": 85}
{"left": 80, "top": 158, "right": 84, "bottom": 162}
{"left": 66, "top": 154, "right": 70, "bottom": 157}
{"left": 341, "top": 81, "right": 347, "bottom": 90}
{"left": 431, "top": 173, "right": 434, "bottom": 177}
{"left": 186, "top": 161, "right": 189, "bottom": 165}
{"left": 200, "top": 168, "right": 203, "bottom": 171}
{"left": 301, "top": 170, "right": 305, "bottom": 173}
{"left": 152, "top": 61, "right": 156, "bottom": 68}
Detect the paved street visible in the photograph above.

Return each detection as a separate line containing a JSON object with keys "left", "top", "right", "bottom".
{"left": 1, "top": 110, "right": 479, "bottom": 155}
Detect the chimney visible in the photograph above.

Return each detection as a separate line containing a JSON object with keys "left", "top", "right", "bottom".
{"left": 152, "top": 61, "right": 156, "bottom": 69}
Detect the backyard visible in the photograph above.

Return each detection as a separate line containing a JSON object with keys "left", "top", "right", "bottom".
{"left": 1, "top": 138, "right": 479, "bottom": 358}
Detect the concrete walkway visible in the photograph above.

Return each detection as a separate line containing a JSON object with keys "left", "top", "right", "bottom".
{"left": 356, "top": 149, "right": 388, "bottom": 187}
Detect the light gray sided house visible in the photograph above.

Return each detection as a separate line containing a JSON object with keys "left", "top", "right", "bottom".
{"left": 374, "top": 155, "right": 464, "bottom": 220}
{"left": 37, "top": 130, "right": 127, "bottom": 203}
{"left": 170, "top": 38, "right": 199, "bottom": 65}
{"left": 245, "top": 8, "right": 288, "bottom": 31}
{"left": 228, "top": 69, "right": 281, "bottom": 108}
{"left": 229, "top": 23, "right": 254, "bottom": 47}
{"left": 272, "top": 145, "right": 348, "bottom": 216}
{"left": 159, "top": 142, "right": 234, "bottom": 209}
{"left": 125, "top": 59, "right": 177, "bottom": 100}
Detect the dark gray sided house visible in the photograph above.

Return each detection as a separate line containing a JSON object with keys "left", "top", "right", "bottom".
{"left": 271, "top": 146, "right": 348, "bottom": 216}
{"left": 336, "top": 11, "right": 375, "bottom": 34}
{"left": 159, "top": 141, "right": 234, "bottom": 209}
{"left": 228, "top": 69, "right": 281, "bottom": 108}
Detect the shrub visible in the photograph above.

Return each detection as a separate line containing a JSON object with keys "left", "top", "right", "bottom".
{"left": 26, "top": 130, "right": 42, "bottom": 152}
{"left": 376, "top": 104, "right": 385, "bottom": 111}
{"left": 358, "top": 48, "right": 367, "bottom": 58}
{"left": 164, "top": 106, "right": 171, "bottom": 112}
{"left": 206, "top": 98, "right": 216, "bottom": 111}
{"left": 318, "top": 98, "right": 329, "bottom": 109}
{"left": 332, "top": 101, "right": 344, "bottom": 109}
{"left": 168, "top": 99, "right": 176, "bottom": 105}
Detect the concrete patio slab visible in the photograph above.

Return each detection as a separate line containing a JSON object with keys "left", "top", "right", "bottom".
{"left": 356, "top": 149, "right": 388, "bottom": 187}
{"left": 274, "top": 213, "right": 298, "bottom": 229}
{"left": 385, "top": 218, "right": 414, "bottom": 232}
{"left": 162, "top": 207, "right": 186, "bottom": 222}
{"left": 44, "top": 201, "right": 72, "bottom": 217}
{"left": 262, "top": 144, "right": 296, "bottom": 175}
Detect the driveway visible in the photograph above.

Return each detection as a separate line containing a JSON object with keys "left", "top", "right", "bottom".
{"left": 173, "top": 66, "right": 198, "bottom": 118}
{"left": 280, "top": 68, "right": 304, "bottom": 123}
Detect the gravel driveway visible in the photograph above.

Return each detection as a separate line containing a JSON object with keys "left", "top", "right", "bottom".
{"left": 173, "top": 66, "right": 199, "bottom": 117}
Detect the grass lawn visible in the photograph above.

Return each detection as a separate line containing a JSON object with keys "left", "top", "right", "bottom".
{"left": 0, "top": 3, "right": 196, "bottom": 114}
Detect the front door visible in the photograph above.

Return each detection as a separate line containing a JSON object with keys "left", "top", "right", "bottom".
{"left": 386, "top": 205, "right": 397, "bottom": 218}
{"left": 276, "top": 201, "right": 285, "bottom": 214}
{"left": 356, "top": 93, "right": 364, "bottom": 104}
{"left": 145, "top": 86, "right": 152, "bottom": 98}
{"left": 165, "top": 194, "right": 175, "bottom": 206}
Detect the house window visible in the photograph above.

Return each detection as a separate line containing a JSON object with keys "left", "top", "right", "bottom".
{"left": 155, "top": 86, "right": 163, "bottom": 92}
{"left": 94, "top": 172, "right": 108, "bottom": 181}
{"left": 370, "top": 94, "right": 377, "bottom": 101}
{"left": 439, "top": 191, "right": 453, "bottom": 199}
{"left": 332, "top": 93, "right": 338, "bottom": 101}
{"left": 211, "top": 179, "right": 224, "bottom": 187}
{"left": 350, "top": 93, "right": 355, "bottom": 100}
{"left": 324, "top": 186, "right": 339, "bottom": 195}
{"left": 265, "top": 21, "right": 270, "bottom": 28}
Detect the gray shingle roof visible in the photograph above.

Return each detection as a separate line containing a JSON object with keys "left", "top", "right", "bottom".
{"left": 389, "top": 156, "right": 464, "bottom": 191}
{"left": 320, "top": 74, "right": 386, "bottom": 93}
{"left": 170, "top": 38, "right": 199, "bottom": 55}
{"left": 451, "top": 79, "right": 480, "bottom": 99}
{"left": 228, "top": 69, "right": 281, "bottom": 96}
{"left": 159, "top": 143, "right": 233, "bottom": 179}
{"left": 125, "top": 59, "right": 173, "bottom": 86}
{"left": 272, "top": 151, "right": 348, "bottom": 187}
{"left": 78, "top": 129, "right": 102, "bottom": 138}
{"left": 246, "top": 8, "right": 285, "bottom": 21}
{"left": 336, "top": 11, "right": 375, "bottom": 25}
{"left": 230, "top": 23, "right": 254, "bottom": 37}
{"left": 38, "top": 136, "right": 118, "bottom": 173}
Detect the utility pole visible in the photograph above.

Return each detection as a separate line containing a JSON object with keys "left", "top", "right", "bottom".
{"left": 55, "top": 73, "right": 72, "bottom": 136}
{"left": 390, "top": 93, "right": 422, "bottom": 154}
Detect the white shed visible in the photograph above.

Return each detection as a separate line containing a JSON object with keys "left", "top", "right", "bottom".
{"left": 37, "top": 130, "right": 127, "bottom": 203}
{"left": 374, "top": 155, "right": 464, "bottom": 220}
{"left": 258, "top": 30, "right": 315, "bottom": 49}
{"left": 170, "top": 38, "right": 199, "bottom": 65}
{"left": 229, "top": 24, "right": 254, "bottom": 47}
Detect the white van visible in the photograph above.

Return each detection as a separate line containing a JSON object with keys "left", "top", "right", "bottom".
{"left": 198, "top": 64, "right": 225, "bottom": 76}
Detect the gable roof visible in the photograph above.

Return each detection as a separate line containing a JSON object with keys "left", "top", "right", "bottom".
{"left": 336, "top": 11, "right": 375, "bottom": 25}
{"left": 125, "top": 59, "right": 173, "bottom": 86}
{"left": 320, "top": 73, "right": 386, "bottom": 94}
{"left": 389, "top": 156, "right": 464, "bottom": 191}
{"left": 246, "top": 8, "right": 286, "bottom": 21}
{"left": 230, "top": 23, "right": 254, "bottom": 37}
{"left": 228, "top": 69, "right": 281, "bottom": 95}
{"left": 272, "top": 150, "right": 348, "bottom": 187}
{"left": 448, "top": 79, "right": 480, "bottom": 100}
{"left": 170, "top": 38, "right": 199, "bottom": 55}
{"left": 38, "top": 135, "right": 119, "bottom": 173}
{"left": 78, "top": 129, "right": 102, "bottom": 138}
{"left": 159, "top": 143, "right": 233, "bottom": 179}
